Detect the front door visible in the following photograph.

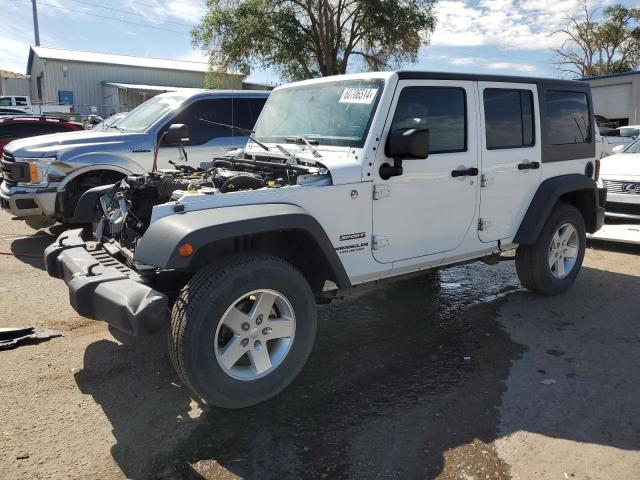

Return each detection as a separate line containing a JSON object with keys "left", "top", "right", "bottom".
{"left": 372, "top": 80, "right": 479, "bottom": 264}
{"left": 477, "top": 82, "right": 542, "bottom": 242}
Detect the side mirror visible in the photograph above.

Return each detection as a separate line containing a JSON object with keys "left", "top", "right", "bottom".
{"left": 380, "top": 128, "right": 429, "bottom": 179}
{"left": 612, "top": 144, "right": 625, "bottom": 154}
{"left": 164, "top": 123, "right": 190, "bottom": 146}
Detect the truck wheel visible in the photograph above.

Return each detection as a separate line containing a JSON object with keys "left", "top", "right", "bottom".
{"left": 169, "top": 253, "right": 317, "bottom": 408}
{"left": 516, "top": 202, "right": 586, "bottom": 295}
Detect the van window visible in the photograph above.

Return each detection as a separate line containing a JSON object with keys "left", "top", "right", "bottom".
{"left": 546, "top": 91, "right": 590, "bottom": 145}
{"left": 390, "top": 87, "right": 466, "bottom": 154}
{"left": 484, "top": 89, "right": 534, "bottom": 149}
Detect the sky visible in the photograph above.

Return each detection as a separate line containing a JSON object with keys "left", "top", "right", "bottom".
{"left": 0, "top": 0, "right": 636, "bottom": 85}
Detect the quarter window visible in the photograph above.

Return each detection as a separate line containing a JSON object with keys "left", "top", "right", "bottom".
{"left": 390, "top": 87, "right": 466, "bottom": 154}
{"left": 545, "top": 91, "right": 590, "bottom": 145}
{"left": 484, "top": 89, "right": 534, "bottom": 149}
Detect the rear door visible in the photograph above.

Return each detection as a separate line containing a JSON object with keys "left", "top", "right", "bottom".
{"left": 477, "top": 82, "right": 541, "bottom": 242}
{"left": 371, "top": 79, "right": 479, "bottom": 263}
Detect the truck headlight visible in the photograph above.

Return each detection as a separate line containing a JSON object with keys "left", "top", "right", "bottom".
{"left": 20, "top": 158, "right": 55, "bottom": 187}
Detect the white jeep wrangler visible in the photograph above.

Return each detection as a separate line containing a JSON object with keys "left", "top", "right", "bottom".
{"left": 45, "top": 71, "right": 606, "bottom": 408}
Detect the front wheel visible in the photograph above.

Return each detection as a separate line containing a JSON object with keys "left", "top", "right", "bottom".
{"left": 169, "top": 253, "right": 317, "bottom": 408}
{"left": 516, "top": 203, "right": 586, "bottom": 295}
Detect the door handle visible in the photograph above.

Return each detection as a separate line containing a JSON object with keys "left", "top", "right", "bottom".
{"left": 451, "top": 167, "right": 479, "bottom": 178}
{"left": 518, "top": 161, "right": 540, "bottom": 170}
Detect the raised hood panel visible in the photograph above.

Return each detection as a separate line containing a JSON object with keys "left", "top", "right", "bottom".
{"left": 4, "top": 130, "right": 151, "bottom": 160}
{"left": 600, "top": 153, "right": 640, "bottom": 177}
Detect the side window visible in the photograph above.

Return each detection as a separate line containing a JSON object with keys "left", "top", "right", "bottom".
{"left": 484, "top": 89, "right": 534, "bottom": 149}
{"left": 15, "top": 97, "right": 28, "bottom": 106}
{"left": 0, "top": 123, "right": 30, "bottom": 138}
{"left": 233, "top": 97, "right": 267, "bottom": 131}
{"left": 389, "top": 87, "right": 466, "bottom": 154}
{"left": 545, "top": 91, "right": 590, "bottom": 145}
{"left": 165, "top": 99, "right": 233, "bottom": 145}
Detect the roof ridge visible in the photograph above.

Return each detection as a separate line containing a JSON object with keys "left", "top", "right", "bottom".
{"left": 32, "top": 45, "right": 208, "bottom": 65}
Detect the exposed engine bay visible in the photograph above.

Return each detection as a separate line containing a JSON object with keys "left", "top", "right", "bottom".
{"left": 93, "top": 154, "right": 328, "bottom": 255}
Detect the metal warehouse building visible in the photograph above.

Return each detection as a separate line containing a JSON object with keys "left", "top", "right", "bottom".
{"left": 26, "top": 46, "right": 266, "bottom": 116}
{"left": 583, "top": 71, "right": 640, "bottom": 126}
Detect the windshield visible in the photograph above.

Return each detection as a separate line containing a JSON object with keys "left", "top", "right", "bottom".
{"left": 253, "top": 79, "right": 385, "bottom": 147}
{"left": 115, "top": 93, "right": 189, "bottom": 133}
{"left": 623, "top": 137, "right": 640, "bottom": 153}
{"left": 0, "top": 97, "right": 12, "bottom": 106}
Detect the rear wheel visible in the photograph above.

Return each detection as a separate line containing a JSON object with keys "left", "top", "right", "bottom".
{"left": 169, "top": 253, "right": 317, "bottom": 408}
{"left": 516, "top": 203, "right": 586, "bottom": 295}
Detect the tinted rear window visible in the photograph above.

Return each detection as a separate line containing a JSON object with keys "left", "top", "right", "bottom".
{"left": 546, "top": 91, "right": 590, "bottom": 145}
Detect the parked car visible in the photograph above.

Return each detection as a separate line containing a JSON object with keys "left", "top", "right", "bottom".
{"left": 0, "top": 90, "right": 269, "bottom": 227}
{"left": 89, "top": 112, "right": 127, "bottom": 130}
{"left": 600, "top": 126, "right": 639, "bottom": 158}
{"left": 600, "top": 137, "right": 640, "bottom": 220}
{"left": 45, "top": 71, "right": 605, "bottom": 408}
{"left": 0, "top": 116, "right": 84, "bottom": 152}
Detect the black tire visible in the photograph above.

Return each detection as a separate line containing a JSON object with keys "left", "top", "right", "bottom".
{"left": 516, "top": 202, "right": 586, "bottom": 295}
{"left": 169, "top": 253, "right": 317, "bottom": 409}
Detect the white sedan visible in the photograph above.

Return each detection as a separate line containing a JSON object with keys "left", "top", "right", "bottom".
{"left": 600, "top": 137, "right": 640, "bottom": 220}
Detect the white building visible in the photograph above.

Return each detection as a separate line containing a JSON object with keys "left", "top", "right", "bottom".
{"left": 582, "top": 71, "right": 640, "bottom": 126}
{"left": 26, "top": 46, "right": 268, "bottom": 116}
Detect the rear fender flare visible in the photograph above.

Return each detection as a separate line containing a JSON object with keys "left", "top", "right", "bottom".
{"left": 514, "top": 174, "right": 599, "bottom": 245}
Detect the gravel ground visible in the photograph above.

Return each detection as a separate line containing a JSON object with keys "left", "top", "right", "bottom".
{"left": 0, "top": 213, "right": 639, "bottom": 480}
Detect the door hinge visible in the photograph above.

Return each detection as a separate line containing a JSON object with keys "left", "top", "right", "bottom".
{"left": 480, "top": 174, "right": 493, "bottom": 187}
{"left": 373, "top": 184, "right": 390, "bottom": 200}
{"left": 372, "top": 235, "right": 390, "bottom": 250}
{"left": 478, "top": 218, "right": 491, "bottom": 231}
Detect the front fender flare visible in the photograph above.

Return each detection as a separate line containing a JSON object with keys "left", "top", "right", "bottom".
{"left": 134, "top": 203, "right": 351, "bottom": 288}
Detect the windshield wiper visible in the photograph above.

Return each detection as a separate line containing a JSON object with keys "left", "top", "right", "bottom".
{"left": 199, "top": 118, "right": 270, "bottom": 152}
{"left": 285, "top": 136, "right": 322, "bottom": 158}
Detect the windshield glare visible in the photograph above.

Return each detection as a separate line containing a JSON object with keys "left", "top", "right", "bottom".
{"left": 115, "top": 93, "right": 188, "bottom": 133}
{"left": 253, "top": 79, "right": 385, "bottom": 147}
{"left": 623, "top": 137, "right": 640, "bottom": 153}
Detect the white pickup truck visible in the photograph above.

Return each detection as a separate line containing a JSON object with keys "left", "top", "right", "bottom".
{"left": 0, "top": 95, "right": 73, "bottom": 115}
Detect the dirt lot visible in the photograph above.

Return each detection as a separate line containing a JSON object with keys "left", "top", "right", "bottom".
{"left": 1, "top": 213, "right": 639, "bottom": 480}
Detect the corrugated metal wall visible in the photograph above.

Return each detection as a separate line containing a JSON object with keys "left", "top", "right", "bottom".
{"left": 0, "top": 77, "right": 30, "bottom": 96}
{"left": 28, "top": 52, "right": 244, "bottom": 115}
{"left": 585, "top": 73, "right": 640, "bottom": 125}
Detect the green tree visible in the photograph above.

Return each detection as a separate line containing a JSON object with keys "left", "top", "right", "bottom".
{"left": 193, "top": 0, "right": 437, "bottom": 83}
{"left": 552, "top": 2, "right": 640, "bottom": 78}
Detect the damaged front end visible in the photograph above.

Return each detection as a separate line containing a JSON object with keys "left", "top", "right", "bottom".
{"left": 89, "top": 153, "right": 330, "bottom": 257}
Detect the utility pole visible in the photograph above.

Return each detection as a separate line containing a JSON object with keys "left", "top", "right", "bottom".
{"left": 31, "top": 0, "right": 40, "bottom": 46}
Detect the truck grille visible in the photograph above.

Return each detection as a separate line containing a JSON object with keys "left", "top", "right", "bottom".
{"left": 603, "top": 179, "right": 640, "bottom": 195}
{"left": 607, "top": 202, "right": 640, "bottom": 217}
{"left": 1, "top": 152, "right": 29, "bottom": 187}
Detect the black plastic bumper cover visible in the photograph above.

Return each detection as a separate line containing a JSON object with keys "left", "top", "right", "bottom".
{"left": 44, "top": 229, "right": 168, "bottom": 335}
{"left": 596, "top": 187, "right": 606, "bottom": 232}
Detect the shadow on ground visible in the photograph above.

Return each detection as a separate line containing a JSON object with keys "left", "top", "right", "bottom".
{"left": 72, "top": 261, "right": 639, "bottom": 479}
{"left": 8, "top": 225, "right": 66, "bottom": 270}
